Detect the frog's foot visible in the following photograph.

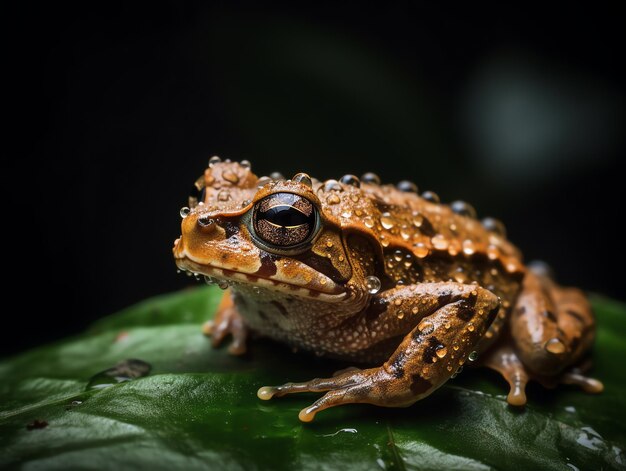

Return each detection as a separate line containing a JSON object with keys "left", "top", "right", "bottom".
{"left": 511, "top": 266, "right": 597, "bottom": 376}
{"left": 258, "top": 367, "right": 409, "bottom": 423}
{"left": 481, "top": 341, "right": 603, "bottom": 406}
{"left": 203, "top": 290, "right": 248, "bottom": 355}
{"left": 481, "top": 341, "right": 530, "bottom": 406}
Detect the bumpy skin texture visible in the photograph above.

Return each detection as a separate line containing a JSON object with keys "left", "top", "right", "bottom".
{"left": 173, "top": 159, "right": 603, "bottom": 422}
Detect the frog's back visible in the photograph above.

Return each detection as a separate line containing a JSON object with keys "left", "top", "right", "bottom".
{"left": 317, "top": 175, "right": 525, "bottom": 310}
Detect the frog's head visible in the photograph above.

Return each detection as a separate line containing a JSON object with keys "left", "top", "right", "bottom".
{"left": 173, "top": 159, "right": 353, "bottom": 301}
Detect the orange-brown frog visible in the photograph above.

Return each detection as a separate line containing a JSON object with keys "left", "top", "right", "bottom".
{"left": 173, "top": 157, "right": 603, "bottom": 422}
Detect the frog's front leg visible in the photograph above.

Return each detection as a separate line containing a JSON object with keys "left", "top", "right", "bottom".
{"left": 203, "top": 289, "right": 248, "bottom": 355}
{"left": 258, "top": 283, "right": 500, "bottom": 422}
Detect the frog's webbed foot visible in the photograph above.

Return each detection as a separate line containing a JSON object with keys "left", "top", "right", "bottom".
{"left": 203, "top": 289, "right": 248, "bottom": 355}
{"left": 490, "top": 264, "right": 604, "bottom": 402}
{"left": 481, "top": 340, "right": 603, "bottom": 407}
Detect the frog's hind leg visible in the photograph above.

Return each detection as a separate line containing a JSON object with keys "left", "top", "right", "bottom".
{"left": 258, "top": 282, "right": 501, "bottom": 422}
{"left": 485, "top": 264, "right": 603, "bottom": 406}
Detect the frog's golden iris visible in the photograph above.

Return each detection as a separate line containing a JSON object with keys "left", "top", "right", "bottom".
{"left": 252, "top": 193, "right": 318, "bottom": 250}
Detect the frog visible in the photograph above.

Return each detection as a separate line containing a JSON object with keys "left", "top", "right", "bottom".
{"left": 173, "top": 157, "right": 603, "bottom": 422}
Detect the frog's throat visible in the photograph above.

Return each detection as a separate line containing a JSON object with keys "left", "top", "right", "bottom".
{"left": 175, "top": 256, "right": 348, "bottom": 301}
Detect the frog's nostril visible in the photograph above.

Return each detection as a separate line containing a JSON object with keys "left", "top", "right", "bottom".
{"left": 197, "top": 215, "right": 214, "bottom": 228}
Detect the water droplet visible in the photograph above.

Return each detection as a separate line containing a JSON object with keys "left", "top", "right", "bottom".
{"left": 217, "top": 279, "right": 229, "bottom": 290}
{"left": 450, "top": 200, "right": 477, "bottom": 218}
{"left": 435, "top": 345, "right": 448, "bottom": 358}
{"left": 257, "top": 176, "right": 272, "bottom": 188}
{"left": 403, "top": 254, "right": 413, "bottom": 268}
{"left": 293, "top": 172, "right": 313, "bottom": 187}
{"left": 338, "top": 255, "right": 345, "bottom": 262}
{"left": 468, "top": 351, "right": 478, "bottom": 362}
{"left": 467, "top": 322, "right": 475, "bottom": 332}
{"left": 397, "top": 180, "right": 418, "bottom": 193}
{"left": 197, "top": 215, "right": 213, "bottom": 227}
{"left": 545, "top": 337, "right": 567, "bottom": 354}
{"left": 393, "top": 250, "right": 403, "bottom": 262}
{"left": 218, "top": 190, "right": 231, "bottom": 201}
{"left": 487, "top": 245, "right": 500, "bottom": 260}
{"left": 209, "top": 155, "right": 222, "bottom": 167}
{"left": 241, "top": 199, "right": 251, "bottom": 208}
{"left": 340, "top": 174, "right": 361, "bottom": 187}
{"left": 324, "top": 179, "right": 342, "bottom": 192}
{"left": 380, "top": 213, "right": 395, "bottom": 230}
{"left": 240, "top": 159, "right": 251, "bottom": 169}
{"left": 364, "top": 216, "right": 375, "bottom": 228}
{"left": 180, "top": 207, "right": 190, "bottom": 218}
{"left": 462, "top": 240, "right": 476, "bottom": 255}
{"left": 431, "top": 234, "right": 449, "bottom": 250}
{"left": 269, "top": 171, "right": 285, "bottom": 180}
{"left": 86, "top": 359, "right": 152, "bottom": 391}
{"left": 481, "top": 217, "right": 506, "bottom": 237}
{"left": 444, "top": 322, "right": 451, "bottom": 329}
{"left": 456, "top": 366, "right": 464, "bottom": 374}
{"left": 411, "top": 212, "right": 423, "bottom": 227}
{"left": 418, "top": 320, "right": 434, "bottom": 334}
{"left": 341, "top": 210, "right": 352, "bottom": 218}
{"left": 365, "top": 276, "right": 381, "bottom": 294}
{"left": 447, "top": 241, "right": 461, "bottom": 256}
{"left": 397, "top": 311, "right": 405, "bottom": 319}
{"left": 421, "top": 191, "right": 440, "bottom": 203}
{"left": 413, "top": 242, "right": 429, "bottom": 258}
{"left": 453, "top": 345, "right": 459, "bottom": 351}
{"left": 412, "top": 307, "right": 419, "bottom": 314}
{"left": 326, "top": 240, "right": 334, "bottom": 248}
{"left": 528, "top": 260, "right": 554, "bottom": 279}
{"left": 203, "top": 275, "right": 215, "bottom": 285}
{"left": 327, "top": 194, "right": 341, "bottom": 205}
{"left": 394, "top": 298, "right": 403, "bottom": 306}
{"left": 361, "top": 172, "right": 381, "bottom": 185}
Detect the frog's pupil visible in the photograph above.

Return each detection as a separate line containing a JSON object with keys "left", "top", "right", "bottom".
{"left": 253, "top": 193, "right": 318, "bottom": 248}
{"left": 261, "top": 205, "right": 311, "bottom": 228}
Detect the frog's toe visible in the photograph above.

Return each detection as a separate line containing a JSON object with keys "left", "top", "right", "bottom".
{"left": 480, "top": 342, "right": 530, "bottom": 407}
{"left": 203, "top": 310, "right": 248, "bottom": 355}
{"left": 257, "top": 370, "right": 368, "bottom": 400}
{"left": 561, "top": 371, "right": 603, "bottom": 393}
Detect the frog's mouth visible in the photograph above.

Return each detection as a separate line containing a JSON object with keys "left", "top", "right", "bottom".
{"left": 174, "top": 254, "right": 348, "bottom": 301}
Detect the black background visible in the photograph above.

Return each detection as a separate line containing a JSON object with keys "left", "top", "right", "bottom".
{"left": 4, "top": 3, "right": 624, "bottom": 356}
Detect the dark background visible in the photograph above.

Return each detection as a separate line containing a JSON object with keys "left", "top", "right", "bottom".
{"left": 4, "top": 3, "right": 624, "bottom": 356}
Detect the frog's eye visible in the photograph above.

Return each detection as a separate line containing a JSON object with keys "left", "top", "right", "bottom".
{"left": 252, "top": 193, "right": 318, "bottom": 249}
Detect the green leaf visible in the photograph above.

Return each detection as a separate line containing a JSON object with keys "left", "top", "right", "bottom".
{"left": 1, "top": 287, "right": 624, "bottom": 470}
